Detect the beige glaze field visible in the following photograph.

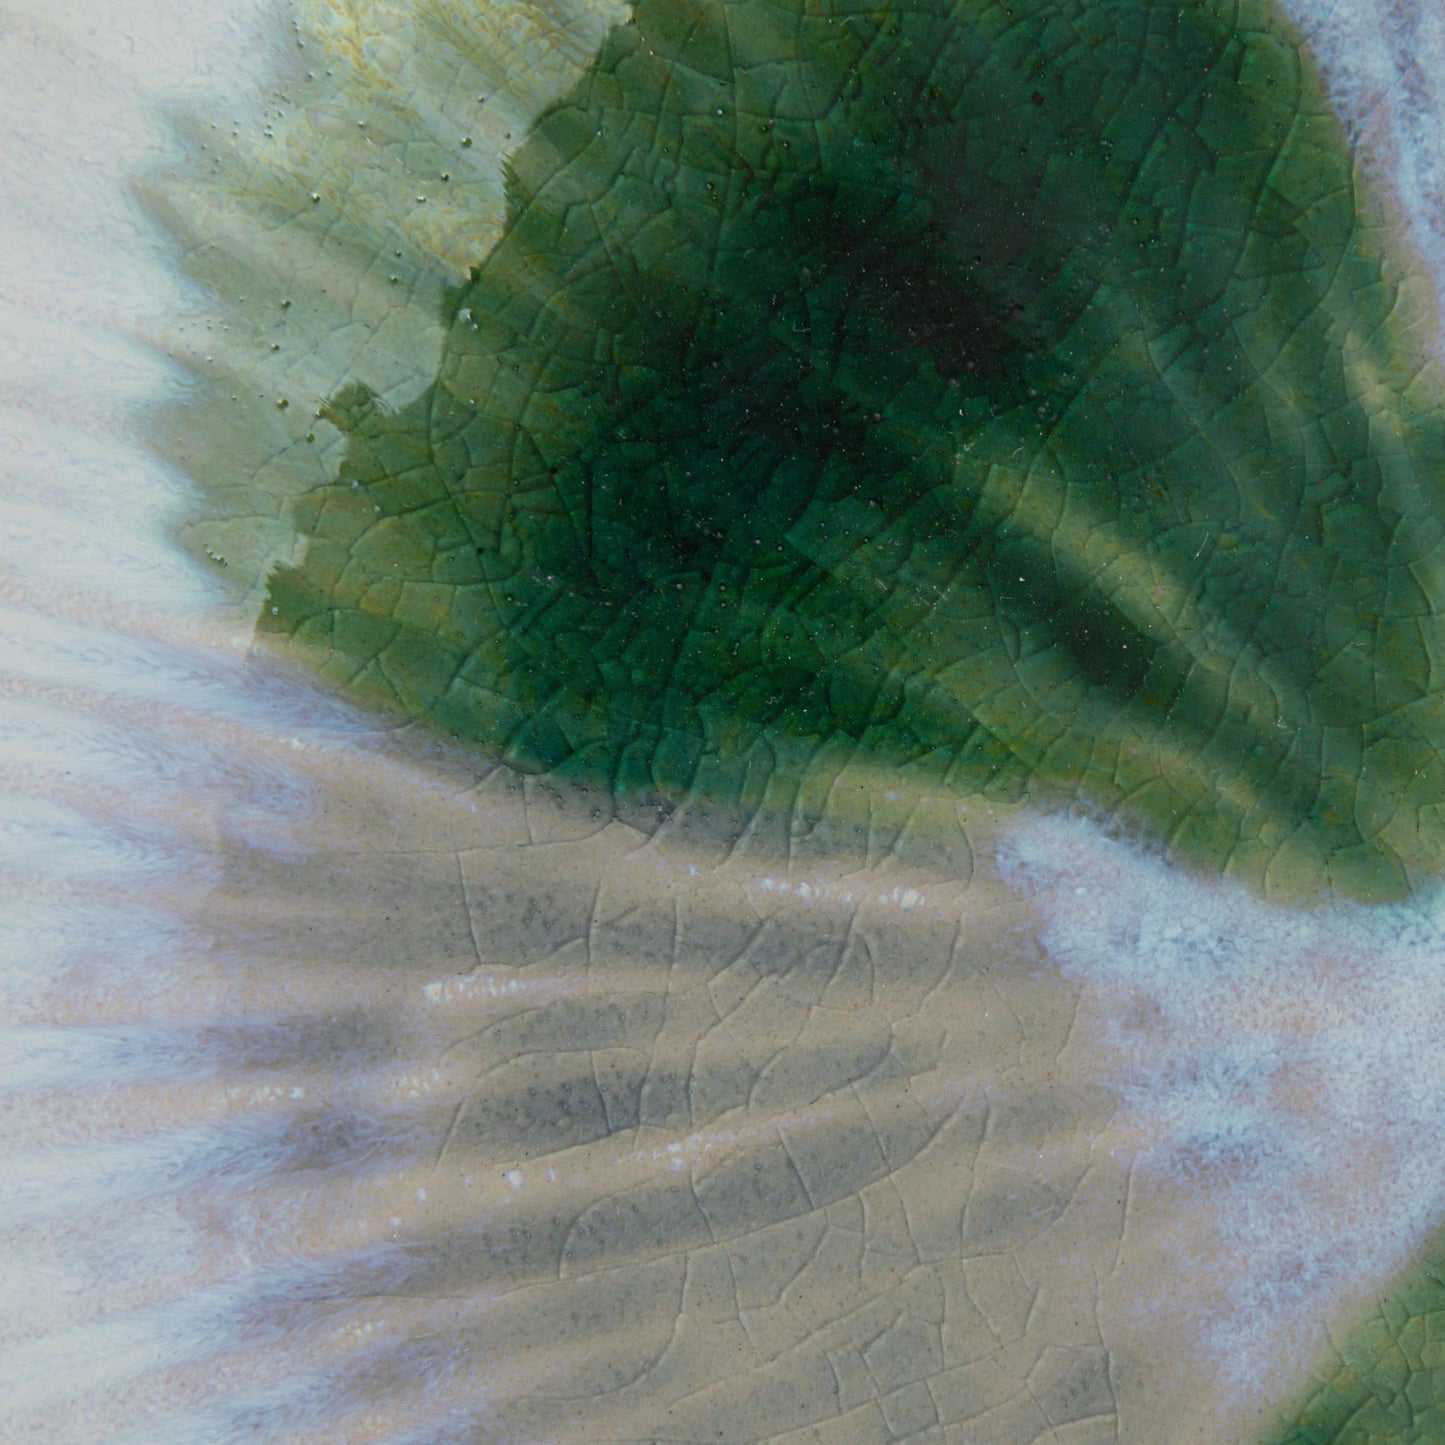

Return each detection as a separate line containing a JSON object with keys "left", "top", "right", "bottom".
{"left": 4, "top": 662, "right": 1443, "bottom": 1440}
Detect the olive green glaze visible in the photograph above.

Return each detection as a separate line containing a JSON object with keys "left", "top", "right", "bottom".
{"left": 1270, "top": 1239, "right": 1445, "bottom": 1444}
{"left": 259, "top": 0, "right": 1445, "bottom": 899}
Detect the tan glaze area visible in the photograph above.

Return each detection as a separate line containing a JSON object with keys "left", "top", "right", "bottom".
{"left": 3, "top": 649, "right": 1380, "bottom": 1444}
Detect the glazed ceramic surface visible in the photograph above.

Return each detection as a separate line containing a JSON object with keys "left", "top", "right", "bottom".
{"left": 4, "top": 0, "right": 1445, "bottom": 1439}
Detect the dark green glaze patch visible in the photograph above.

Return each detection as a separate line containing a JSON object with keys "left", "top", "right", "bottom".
{"left": 1270, "top": 1240, "right": 1445, "bottom": 1444}
{"left": 261, "top": 0, "right": 1445, "bottom": 898}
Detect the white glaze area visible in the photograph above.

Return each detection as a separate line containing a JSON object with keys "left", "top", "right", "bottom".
{"left": 1281, "top": 0, "right": 1445, "bottom": 340}
{"left": 1001, "top": 811, "right": 1445, "bottom": 1417}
